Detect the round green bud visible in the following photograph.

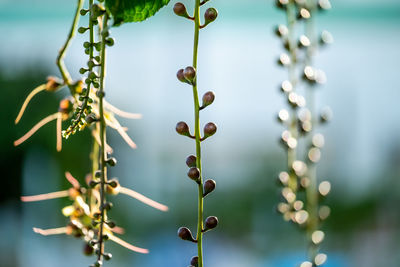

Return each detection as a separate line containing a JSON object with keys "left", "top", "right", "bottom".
{"left": 78, "top": 27, "right": 88, "bottom": 34}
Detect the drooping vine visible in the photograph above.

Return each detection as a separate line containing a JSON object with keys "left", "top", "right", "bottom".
{"left": 15, "top": 0, "right": 170, "bottom": 266}
{"left": 173, "top": 1, "right": 218, "bottom": 266}
{"left": 274, "top": 0, "right": 333, "bottom": 266}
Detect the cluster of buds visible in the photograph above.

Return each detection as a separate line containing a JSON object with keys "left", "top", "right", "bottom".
{"left": 62, "top": 3, "right": 114, "bottom": 139}
{"left": 174, "top": 1, "right": 218, "bottom": 266}
{"left": 15, "top": 1, "right": 149, "bottom": 266}
{"left": 274, "top": 0, "right": 332, "bottom": 266}
{"left": 21, "top": 172, "right": 168, "bottom": 266}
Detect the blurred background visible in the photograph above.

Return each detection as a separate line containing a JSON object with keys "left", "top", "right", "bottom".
{"left": 1, "top": 0, "right": 400, "bottom": 266}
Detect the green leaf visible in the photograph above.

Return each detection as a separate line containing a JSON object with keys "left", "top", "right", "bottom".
{"left": 105, "top": 0, "right": 170, "bottom": 26}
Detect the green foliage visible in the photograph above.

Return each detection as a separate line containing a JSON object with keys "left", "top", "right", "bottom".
{"left": 105, "top": 0, "right": 170, "bottom": 26}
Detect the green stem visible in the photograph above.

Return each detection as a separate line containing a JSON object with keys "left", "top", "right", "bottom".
{"left": 90, "top": 135, "right": 100, "bottom": 211}
{"left": 286, "top": 0, "right": 298, "bottom": 192}
{"left": 192, "top": 0, "right": 204, "bottom": 266}
{"left": 97, "top": 12, "right": 109, "bottom": 263}
{"left": 304, "top": 1, "right": 319, "bottom": 264}
{"left": 57, "top": 0, "right": 84, "bottom": 94}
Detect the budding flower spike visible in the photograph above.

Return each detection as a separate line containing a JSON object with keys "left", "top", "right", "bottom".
{"left": 273, "top": 0, "right": 333, "bottom": 265}
{"left": 17, "top": 0, "right": 171, "bottom": 264}
{"left": 173, "top": 0, "right": 219, "bottom": 265}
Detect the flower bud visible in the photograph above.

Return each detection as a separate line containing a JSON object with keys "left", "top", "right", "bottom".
{"left": 78, "top": 27, "right": 89, "bottom": 34}
{"left": 85, "top": 113, "right": 97, "bottom": 124}
{"left": 106, "top": 220, "right": 116, "bottom": 228}
{"left": 275, "top": 0, "right": 289, "bottom": 9}
{"left": 173, "top": 3, "right": 190, "bottom": 19}
{"left": 320, "top": 30, "right": 333, "bottom": 45}
{"left": 320, "top": 106, "right": 332, "bottom": 123}
{"left": 203, "top": 122, "right": 217, "bottom": 138}
{"left": 59, "top": 98, "right": 72, "bottom": 114}
{"left": 108, "top": 179, "right": 119, "bottom": 188}
{"left": 93, "top": 260, "right": 102, "bottom": 267}
{"left": 83, "top": 242, "right": 94, "bottom": 255}
{"left": 187, "top": 167, "right": 200, "bottom": 181}
{"left": 103, "top": 202, "right": 113, "bottom": 211}
{"left": 177, "top": 227, "right": 196, "bottom": 242}
{"left": 106, "top": 38, "right": 115, "bottom": 46}
{"left": 274, "top": 24, "right": 288, "bottom": 37}
{"left": 183, "top": 66, "right": 196, "bottom": 84}
{"left": 203, "top": 179, "right": 216, "bottom": 197}
{"left": 176, "top": 69, "right": 187, "bottom": 83}
{"left": 103, "top": 252, "right": 112, "bottom": 261}
{"left": 201, "top": 91, "right": 215, "bottom": 108}
{"left": 186, "top": 155, "right": 197, "bottom": 167}
{"left": 80, "top": 9, "right": 89, "bottom": 16}
{"left": 190, "top": 256, "right": 199, "bottom": 267}
{"left": 204, "top": 216, "right": 218, "bottom": 231}
{"left": 176, "top": 121, "right": 191, "bottom": 136}
{"left": 106, "top": 179, "right": 121, "bottom": 195}
{"left": 204, "top": 8, "right": 218, "bottom": 26}
{"left": 88, "top": 179, "right": 99, "bottom": 188}
{"left": 46, "top": 76, "right": 62, "bottom": 92}
{"left": 318, "top": 0, "right": 331, "bottom": 10}
{"left": 106, "top": 157, "right": 117, "bottom": 167}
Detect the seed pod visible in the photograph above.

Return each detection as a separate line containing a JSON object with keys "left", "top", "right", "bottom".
{"left": 46, "top": 76, "right": 62, "bottom": 92}
{"left": 93, "top": 260, "right": 102, "bottom": 267}
{"left": 173, "top": 2, "right": 191, "bottom": 19}
{"left": 177, "top": 227, "right": 196, "bottom": 242}
{"left": 190, "top": 256, "right": 199, "bottom": 267}
{"left": 204, "top": 8, "right": 218, "bottom": 26}
{"left": 106, "top": 157, "right": 117, "bottom": 167}
{"left": 176, "top": 121, "right": 191, "bottom": 136}
{"left": 186, "top": 155, "right": 197, "bottom": 167}
{"left": 183, "top": 66, "right": 196, "bottom": 84}
{"left": 203, "top": 179, "right": 216, "bottom": 197}
{"left": 108, "top": 179, "right": 119, "bottom": 188}
{"left": 204, "top": 216, "right": 218, "bottom": 230}
{"left": 201, "top": 91, "right": 215, "bottom": 108}
{"left": 203, "top": 122, "right": 217, "bottom": 138}
{"left": 187, "top": 167, "right": 200, "bottom": 181}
